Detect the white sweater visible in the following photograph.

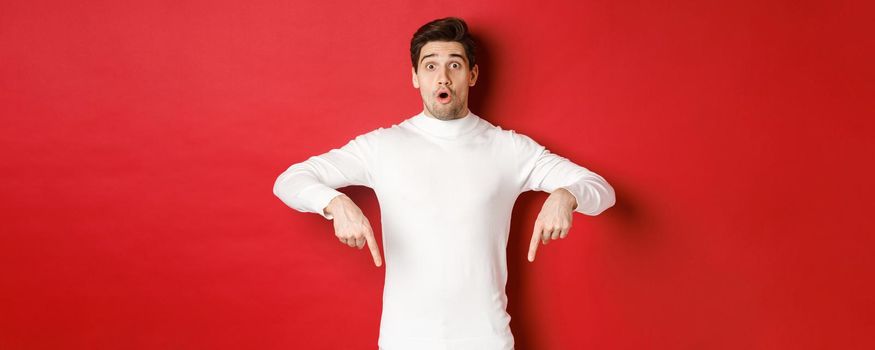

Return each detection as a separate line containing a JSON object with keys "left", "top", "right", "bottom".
{"left": 273, "top": 110, "right": 616, "bottom": 350}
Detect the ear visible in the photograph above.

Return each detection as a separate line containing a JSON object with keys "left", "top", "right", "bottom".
{"left": 411, "top": 66, "right": 420, "bottom": 89}
{"left": 469, "top": 64, "right": 479, "bottom": 86}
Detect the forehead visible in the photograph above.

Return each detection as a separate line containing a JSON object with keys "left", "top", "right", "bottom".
{"left": 419, "top": 41, "right": 467, "bottom": 62}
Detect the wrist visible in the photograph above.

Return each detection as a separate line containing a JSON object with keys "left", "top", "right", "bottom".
{"left": 555, "top": 188, "right": 578, "bottom": 210}
{"left": 324, "top": 194, "right": 348, "bottom": 216}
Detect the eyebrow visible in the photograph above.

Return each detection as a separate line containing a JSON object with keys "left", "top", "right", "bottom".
{"left": 420, "top": 53, "right": 467, "bottom": 65}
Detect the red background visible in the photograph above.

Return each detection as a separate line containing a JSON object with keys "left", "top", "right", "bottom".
{"left": 2, "top": 0, "right": 873, "bottom": 349}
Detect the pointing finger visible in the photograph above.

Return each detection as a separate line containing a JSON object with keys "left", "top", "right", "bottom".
{"left": 364, "top": 225, "right": 383, "bottom": 267}
{"left": 528, "top": 222, "right": 542, "bottom": 262}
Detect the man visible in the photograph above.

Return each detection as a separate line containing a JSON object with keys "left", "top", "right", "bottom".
{"left": 273, "top": 17, "right": 615, "bottom": 350}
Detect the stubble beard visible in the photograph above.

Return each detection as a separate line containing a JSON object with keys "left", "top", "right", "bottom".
{"left": 426, "top": 98, "right": 465, "bottom": 121}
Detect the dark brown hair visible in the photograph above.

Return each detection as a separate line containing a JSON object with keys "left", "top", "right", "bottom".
{"left": 410, "top": 17, "right": 477, "bottom": 73}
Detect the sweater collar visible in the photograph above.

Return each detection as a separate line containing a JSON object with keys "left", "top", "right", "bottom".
{"left": 408, "top": 109, "right": 481, "bottom": 138}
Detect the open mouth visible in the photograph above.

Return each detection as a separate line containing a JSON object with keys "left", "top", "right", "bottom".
{"left": 437, "top": 91, "right": 452, "bottom": 104}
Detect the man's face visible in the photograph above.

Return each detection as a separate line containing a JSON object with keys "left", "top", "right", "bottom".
{"left": 412, "top": 41, "right": 479, "bottom": 120}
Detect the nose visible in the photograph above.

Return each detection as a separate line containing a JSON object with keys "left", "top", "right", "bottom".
{"left": 437, "top": 67, "right": 451, "bottom": 86}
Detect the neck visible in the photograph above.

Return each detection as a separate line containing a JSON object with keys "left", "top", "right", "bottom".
{"left": 408, "top": 108, "right": 480, "bottom": 138}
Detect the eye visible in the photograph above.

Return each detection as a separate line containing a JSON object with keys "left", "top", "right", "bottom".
{"left": 450, "top": 62, "right": 461, "bottom": 69}
{"left": 426, "top": 63, "right": 435, "bottom": 70}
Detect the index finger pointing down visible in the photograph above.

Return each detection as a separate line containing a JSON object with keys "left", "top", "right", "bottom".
{"left": 364, "top": 226, "right": 383, "bottom": 267}
{"left": 528, "top": 222, "right": 542, "bottom": 262}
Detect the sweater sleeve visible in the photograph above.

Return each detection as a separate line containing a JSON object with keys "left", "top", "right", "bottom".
{"left": 514, "top": 131, "right": 616, "bottom": 216}
{"left": 273, "top": 130, "right": 380, "bottom": 220}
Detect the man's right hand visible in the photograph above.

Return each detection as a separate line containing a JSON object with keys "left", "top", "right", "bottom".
{"left": 323, "top": 194, "right": 383, "bottom": 267}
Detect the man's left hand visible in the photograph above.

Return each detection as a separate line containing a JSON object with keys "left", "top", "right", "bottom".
{"left": 528, "top": 188, "right": 577, "bottom": 262}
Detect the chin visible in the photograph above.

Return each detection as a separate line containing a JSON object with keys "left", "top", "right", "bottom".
{"left": 429, "top": 105, "right": 457, "bottom": 118}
